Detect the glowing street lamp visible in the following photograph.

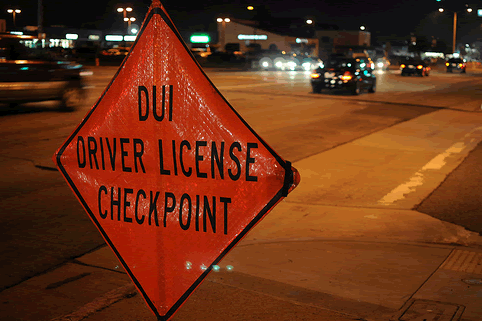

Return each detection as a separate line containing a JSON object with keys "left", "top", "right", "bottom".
{"left": 7, "top": 9, "right": 21, "bottom": 28}
{"left": 438, "top": 6, "right": 474, "bottom": 54}
{"left": 124, "top": 17, "right": 136, "bottom": 33}
{"left": 117, "top": 7, "right": 133, "bottom": 32}
{"left": 117, "top": 6, "right": 132, "bottom": 17}
{"left": 217, "top": 17, "right": 230, "bottom": 51}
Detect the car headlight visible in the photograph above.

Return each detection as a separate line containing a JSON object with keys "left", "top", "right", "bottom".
{"left": 79, "top": 70, "right": 94, "bottom": 77}
{"left": 259, "top": 57, "right": 272, "bottom": 69}
{"left": 287, "top": 61, "right": 297, "bottom": 70}
{"left": 377, "top": 62, "right": 384, "bottom": 68}
{"left": 274, "top": 57, "right": 285, "bottom": 69}
{"left": 302, "top": 62, "right": 311, "bottom": 71}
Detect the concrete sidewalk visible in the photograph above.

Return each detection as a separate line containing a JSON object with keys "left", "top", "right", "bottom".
{"left": 2, "top": 201, "right": 482, "bottom": 321}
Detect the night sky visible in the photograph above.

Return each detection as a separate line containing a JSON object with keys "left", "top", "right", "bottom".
{"left": 2, "top": 0, "right": 480, "bottom": 45}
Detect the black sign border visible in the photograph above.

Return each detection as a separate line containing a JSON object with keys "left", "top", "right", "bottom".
{"left": 56, "top": 5, "right": 288, "bottom": 320}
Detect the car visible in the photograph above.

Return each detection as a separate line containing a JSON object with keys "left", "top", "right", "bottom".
{"left": 100, "top": 47, "right": 130, "bottom": 56}
{"left": 0, "top": 33, "right": 90, "bottom": 111}
{"left": 310, "top": 55, "right": 376, "bottom": 95}
{"left": 446, "top": 58, "right": 466, "bottom": 73}
{"left": 376, "top": 57, "right": 390, "bottom": 71}
{"left": 400, "top": 58, "right": 430, "bottom": 77}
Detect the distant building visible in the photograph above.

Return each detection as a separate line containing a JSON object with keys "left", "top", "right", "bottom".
{"left": 316, "top": 30, "right": 371, "bottom": 60}
{"left": 216, "top": 19, "right": 319, "bottom": 57}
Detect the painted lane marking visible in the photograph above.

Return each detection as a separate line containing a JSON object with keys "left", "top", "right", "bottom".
{"left": 217, "top": 82, "right": 285, "bottom": 90}
{"left": 378, "top": 126, "right": 482, "bottom": 206}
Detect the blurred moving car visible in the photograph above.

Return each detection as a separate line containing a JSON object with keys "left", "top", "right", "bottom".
{"left": 310, "top": 55, "right": 376, "bottom": 95}
{"left": 400, "top": 58, "right": 430, "bottom": 77}
{"left": 446, "top": 58, "right": 466, "bottom": 73}
{"left": 191, "top": 46, "right": 212, "bottom": 59}
{"left": 0, "top": 33, "right": 90, "bottom": 111}
{"left": 100, "top": 47, "right": 130, "bottom": 56}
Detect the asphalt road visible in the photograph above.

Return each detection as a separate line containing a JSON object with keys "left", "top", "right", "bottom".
{"left": 1, "top": 64, "right": 481, "bottom": 296}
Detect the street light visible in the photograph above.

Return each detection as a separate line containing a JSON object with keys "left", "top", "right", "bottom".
{"left": 117, "top": 6, "right": 132, "bottom": 17}
{"left": 117, "top": 7, "right": 133, "bottom": 32}
{"left": 438, "top": 6, "right": 473, "bottom": 54}
{"left": 217, "top": 17, "right": 230, "bottom": 51}
{"left": 7, "top": 9, "right": 21, "bottom": 28}
{"left": 124, "top": 17, "right": 136, "bottom": 34}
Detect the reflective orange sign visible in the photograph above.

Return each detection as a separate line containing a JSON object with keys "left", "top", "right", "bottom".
{"left": 53, "top": 1, "right": 299, "bottom": 319}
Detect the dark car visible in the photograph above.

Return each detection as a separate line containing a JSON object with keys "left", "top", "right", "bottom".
{"left": 0, "top": 33, "right": 90, "bottom": 111}
{"left": 446, "top": 58, "right": 466, "bottom": 73}
{"left": 310, "top": 56, "right": 376, "bottom": 95}
{"left": 400, "top": 59, "right": 430, "bottom": 77}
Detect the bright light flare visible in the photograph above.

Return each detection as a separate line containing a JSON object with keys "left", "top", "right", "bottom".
{"left": 341, "top": 72, "right": 352, "bottom": 81}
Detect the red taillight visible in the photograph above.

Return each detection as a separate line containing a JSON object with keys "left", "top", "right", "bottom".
{"left": 311, "top": 73, "right": 321, "bottom": 79}
{"left": 400, "top": 64, "right": 406, "bottom": 68}
{"left": 341, "top": 71, "right": 352, "bottom": 81}
{"left": 417, "top": 65, "right": 423, "bottom": 69}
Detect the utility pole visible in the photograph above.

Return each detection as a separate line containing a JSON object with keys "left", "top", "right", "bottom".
{"left": 452, "top": 11, "right": 457, "bottom": 54}
{"left": 38, "top": 0, "right": 44, "bottom": 42}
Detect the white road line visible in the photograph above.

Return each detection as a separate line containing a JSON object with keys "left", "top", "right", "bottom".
{"left": 378, "top": 126, "right": 482, "bottom": 206}
{"left": 217, "top": 82, "right": 281, "bottom": 90}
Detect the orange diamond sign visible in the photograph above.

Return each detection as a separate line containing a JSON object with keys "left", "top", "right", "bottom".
{"left": 53, "top": 1, "right": 299, "bottom": 319}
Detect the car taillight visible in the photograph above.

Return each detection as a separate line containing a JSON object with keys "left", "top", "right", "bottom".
{"left": 417, "top": 65, "right": 423, "bottom": 69}
{"left": 400, "top": 64, "right": 406, "bottom": 68}
{"left": 341, "top": 71, "right": 352, "bottom": 81}
{"left": 311, "top": 73, "right": 321, "bottom": 79}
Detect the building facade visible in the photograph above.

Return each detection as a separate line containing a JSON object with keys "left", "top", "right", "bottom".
{"left": 216, "top": 19, "right": 319, "bottom": 57}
